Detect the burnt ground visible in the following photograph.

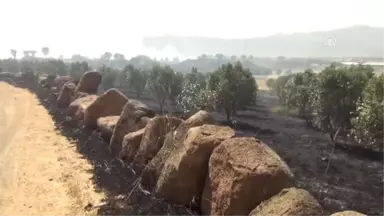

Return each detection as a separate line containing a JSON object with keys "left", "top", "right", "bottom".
{"left": 233, "top": 91, "right": 383, "bottom": 215}
{"left": 120, "top": 89, "right": 383, "bottom": 215}
{"left": 5, "top": 77, "right": 382, "bottom": 216}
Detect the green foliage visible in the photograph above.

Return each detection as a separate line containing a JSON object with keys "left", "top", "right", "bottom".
{"left": 274, "top": 65, "right": 374, "bottom": 126}
{"left": 41, "top": 47, "right": 49, "bottom": 57}
{"left": 285, "top": 69, "right": 316, "bottom": 120}
{"left": 99, "top": 65, "right": 118, "bottom": 91}
{"left": 146, "top": 64, "right": 175, "bottom": 113}
{"left": 125, "top": 64, "right": 147, "bottom": 98}
{"left": 10, "top": 49, "right": 17, "bottom": 59}
{"left": 310, "top": 65, "right": 373, "bottom": 135}
{"left": 266, "top": 78, "right": 275, "bottom": 89}
{"left": 113, "top": 53, "right": 125, "bottom": 61}
{"left": 273, "top": 75, "right": 292, "bottom": 105}
{"left": 0, "top": 59, "right": 19, "bottom": 72}
{"left": 176, "top": 68, "right": 208, "bottom": 115}
{"left": 100, "top": 52, "right": 112, "bottom": 61}
{"left": 185, "top": 67, "right": 206, "bottom": 87}
{"left": 39, "top": 60, "right": 68, "bottom": 76}
{"left": 70, "top": 61, "right": 89, "bottom": 80}
{"left": 352, "top": 75, "right": 383, "bottom": 151}
{"left": 170, "top": 72, "right": 184, "bottom": 101}
{"left": 208, "top": 61, "right": 258, "bottom": 122}
{"left": 1, "top": 53, "right": 381, "bottom": 152}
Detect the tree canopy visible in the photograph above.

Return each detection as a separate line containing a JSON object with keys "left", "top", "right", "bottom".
{"left": 208, "top": 62, "right": 258, "bottom": 122}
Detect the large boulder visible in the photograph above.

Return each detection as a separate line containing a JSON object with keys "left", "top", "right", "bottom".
{"left": 52, "top": 76, "right": 73, "bottom": 93}
{"left": 156, "top": 124, "right": 235, "bottom": 206}
{"left": 97, "top": 116, "right": 120, "bottom": 140}
{"left": 119, "top": 128, "right": 146, "bottom": 164}
{"left": 57, "top": 81, "right": 77, "bottom": 108}
{"left": 109, "top": 99, "right": 155, "bottom": 153}
{"left": 83, "top": 88, "right": 128, "bottom": 127}
{"left": 75, "top": 71, "right": 102, "bottom": 94}
{"left": 201, "top": 137, "right": 294, "bottom": 216}
{"left": 140, "top": 110, "right": 214, "bottom": 190}
{"left": 331, "top": 211, "right": 367, "bottom": 216}
{"left": 132, "top": 116, "right": 184, "bottom": 168}
{"left": 249, "top": 187, "right": 324, "bottom": 216}
{"left": 67, "top": 95, "right": 98, "bottom": 120}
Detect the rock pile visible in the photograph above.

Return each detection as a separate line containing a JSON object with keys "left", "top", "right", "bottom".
{"left": 32, "top": 71, "right": 368, "bottom": 216}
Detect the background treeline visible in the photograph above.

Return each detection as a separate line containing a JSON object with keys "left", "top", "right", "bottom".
{"left": 1, "top": 49, "right": 382, "bottom": 152}
{"left": 0, "top": 56, "right": 258, "bottom": 124}
{"left": 267, "top": 64, "right": 383, "bottom": 152}
{"left": 1, "top": 48, "right": 340, "bottom": 76}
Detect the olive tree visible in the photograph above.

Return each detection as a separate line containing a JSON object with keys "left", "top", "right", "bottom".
{"left": 309, "top": 64, "right": 374, "bottom": 138}
{"left": 146, "top": 64, "right": 175, "bottom": 113}
{"left": 125, "top": 64, "right": 147, "bottom": 98}
{"left": 208, "top": 62, "right": 258, "bottom": 122}
{"left": 99, "top": 65, "right": 118, "bottom": 90}
{"left": 176, "top": 68, "right": 208, "bottom": 115}
{"left": 352, "top": 75, "right": 383, "bottom": 151}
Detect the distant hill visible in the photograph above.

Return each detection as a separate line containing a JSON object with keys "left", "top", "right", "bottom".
{"left": 143, "top": 25, "right": 384, "bottom": 58}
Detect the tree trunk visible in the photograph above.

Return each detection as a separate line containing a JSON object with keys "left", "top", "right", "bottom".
{"left": 136, "top": 90, "right": 141, "bottom": 99}
{"left": 159, "top": 103, "right": 164, "bottom": 114}
{"left": 225, "top": 108, "right": 231, "bottom": 123}
{"left": 159, "top": 98, "right": 166, "bottom": 114}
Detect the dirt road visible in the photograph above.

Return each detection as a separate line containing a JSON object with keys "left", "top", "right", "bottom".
{"left": 0, "top": 82, "right": 104, "bottom": 215}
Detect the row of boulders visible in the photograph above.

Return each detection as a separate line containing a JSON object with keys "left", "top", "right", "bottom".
{"left": 39, "top": 71, "right": 367, "bottom": 216}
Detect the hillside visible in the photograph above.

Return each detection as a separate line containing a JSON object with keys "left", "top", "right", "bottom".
{"left": 143, "top": 25, "right": 384, "bottom": 58}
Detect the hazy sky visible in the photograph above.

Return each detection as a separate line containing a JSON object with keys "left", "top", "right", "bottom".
{"left": 1, "top": 0, "right": 383, "bottom": 59}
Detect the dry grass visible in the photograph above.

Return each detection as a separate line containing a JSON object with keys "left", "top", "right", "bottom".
{"left": 65, "top": 175, "right": 99, "bottom": 216}
{"left": 67, "top": 181, "right": 83, "bottom": 207}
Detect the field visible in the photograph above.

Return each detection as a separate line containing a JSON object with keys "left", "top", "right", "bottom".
{"left": 0, "top": 76, "right": 382, "bottom": 215}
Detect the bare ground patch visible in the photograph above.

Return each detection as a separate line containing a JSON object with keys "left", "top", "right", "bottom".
{"left": 0, "top": 82, "right": 104, "bottom": 216}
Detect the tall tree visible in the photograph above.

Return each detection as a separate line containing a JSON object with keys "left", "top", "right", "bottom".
{"left": 125, "top": 64, "right": 147, "bottom": 98}
{"left": 10, "top": 49, "right": 17, "bottom": 59}
{"left": 100, "top": 65, "right": 117, "bottom": 90}
{"left": 113, "top": 53, "right": 125, "bottom": 61}
{"left": 309, "top": 64, "right": 374, "bottom": 138}
{"left": 170, "top": 71, "right": 184, "bottom": 100}
{"left": 23, "top": 51, "right": 29, "bottom": 58}
{"left": 41, "top": 47, "right": 49, "bottom": 57}
{"left": 230, "top": 55, "right": 237, "bottom": 62}
{"left": 101, "top": 52, "right": 112, "bottom": 61}
{"left": 176, "top": 68, "right": 208, "bottom": 115}
{"left": 352, "top": 75, "right": 383, "bottom": 151}
{"left": 30, "top": 50, "right": 37, "bottom": 57}
{"left": 146, "top": 64, "right": 174, "bottom": 113}
{"left": 208, "top": 62, "right": 258, "bottom": 122}
{"left": 215, "top": 53, "right": 224, "bottom": 60}
{"left": 70, "top": 61, "right": 89, "bottom": 80}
